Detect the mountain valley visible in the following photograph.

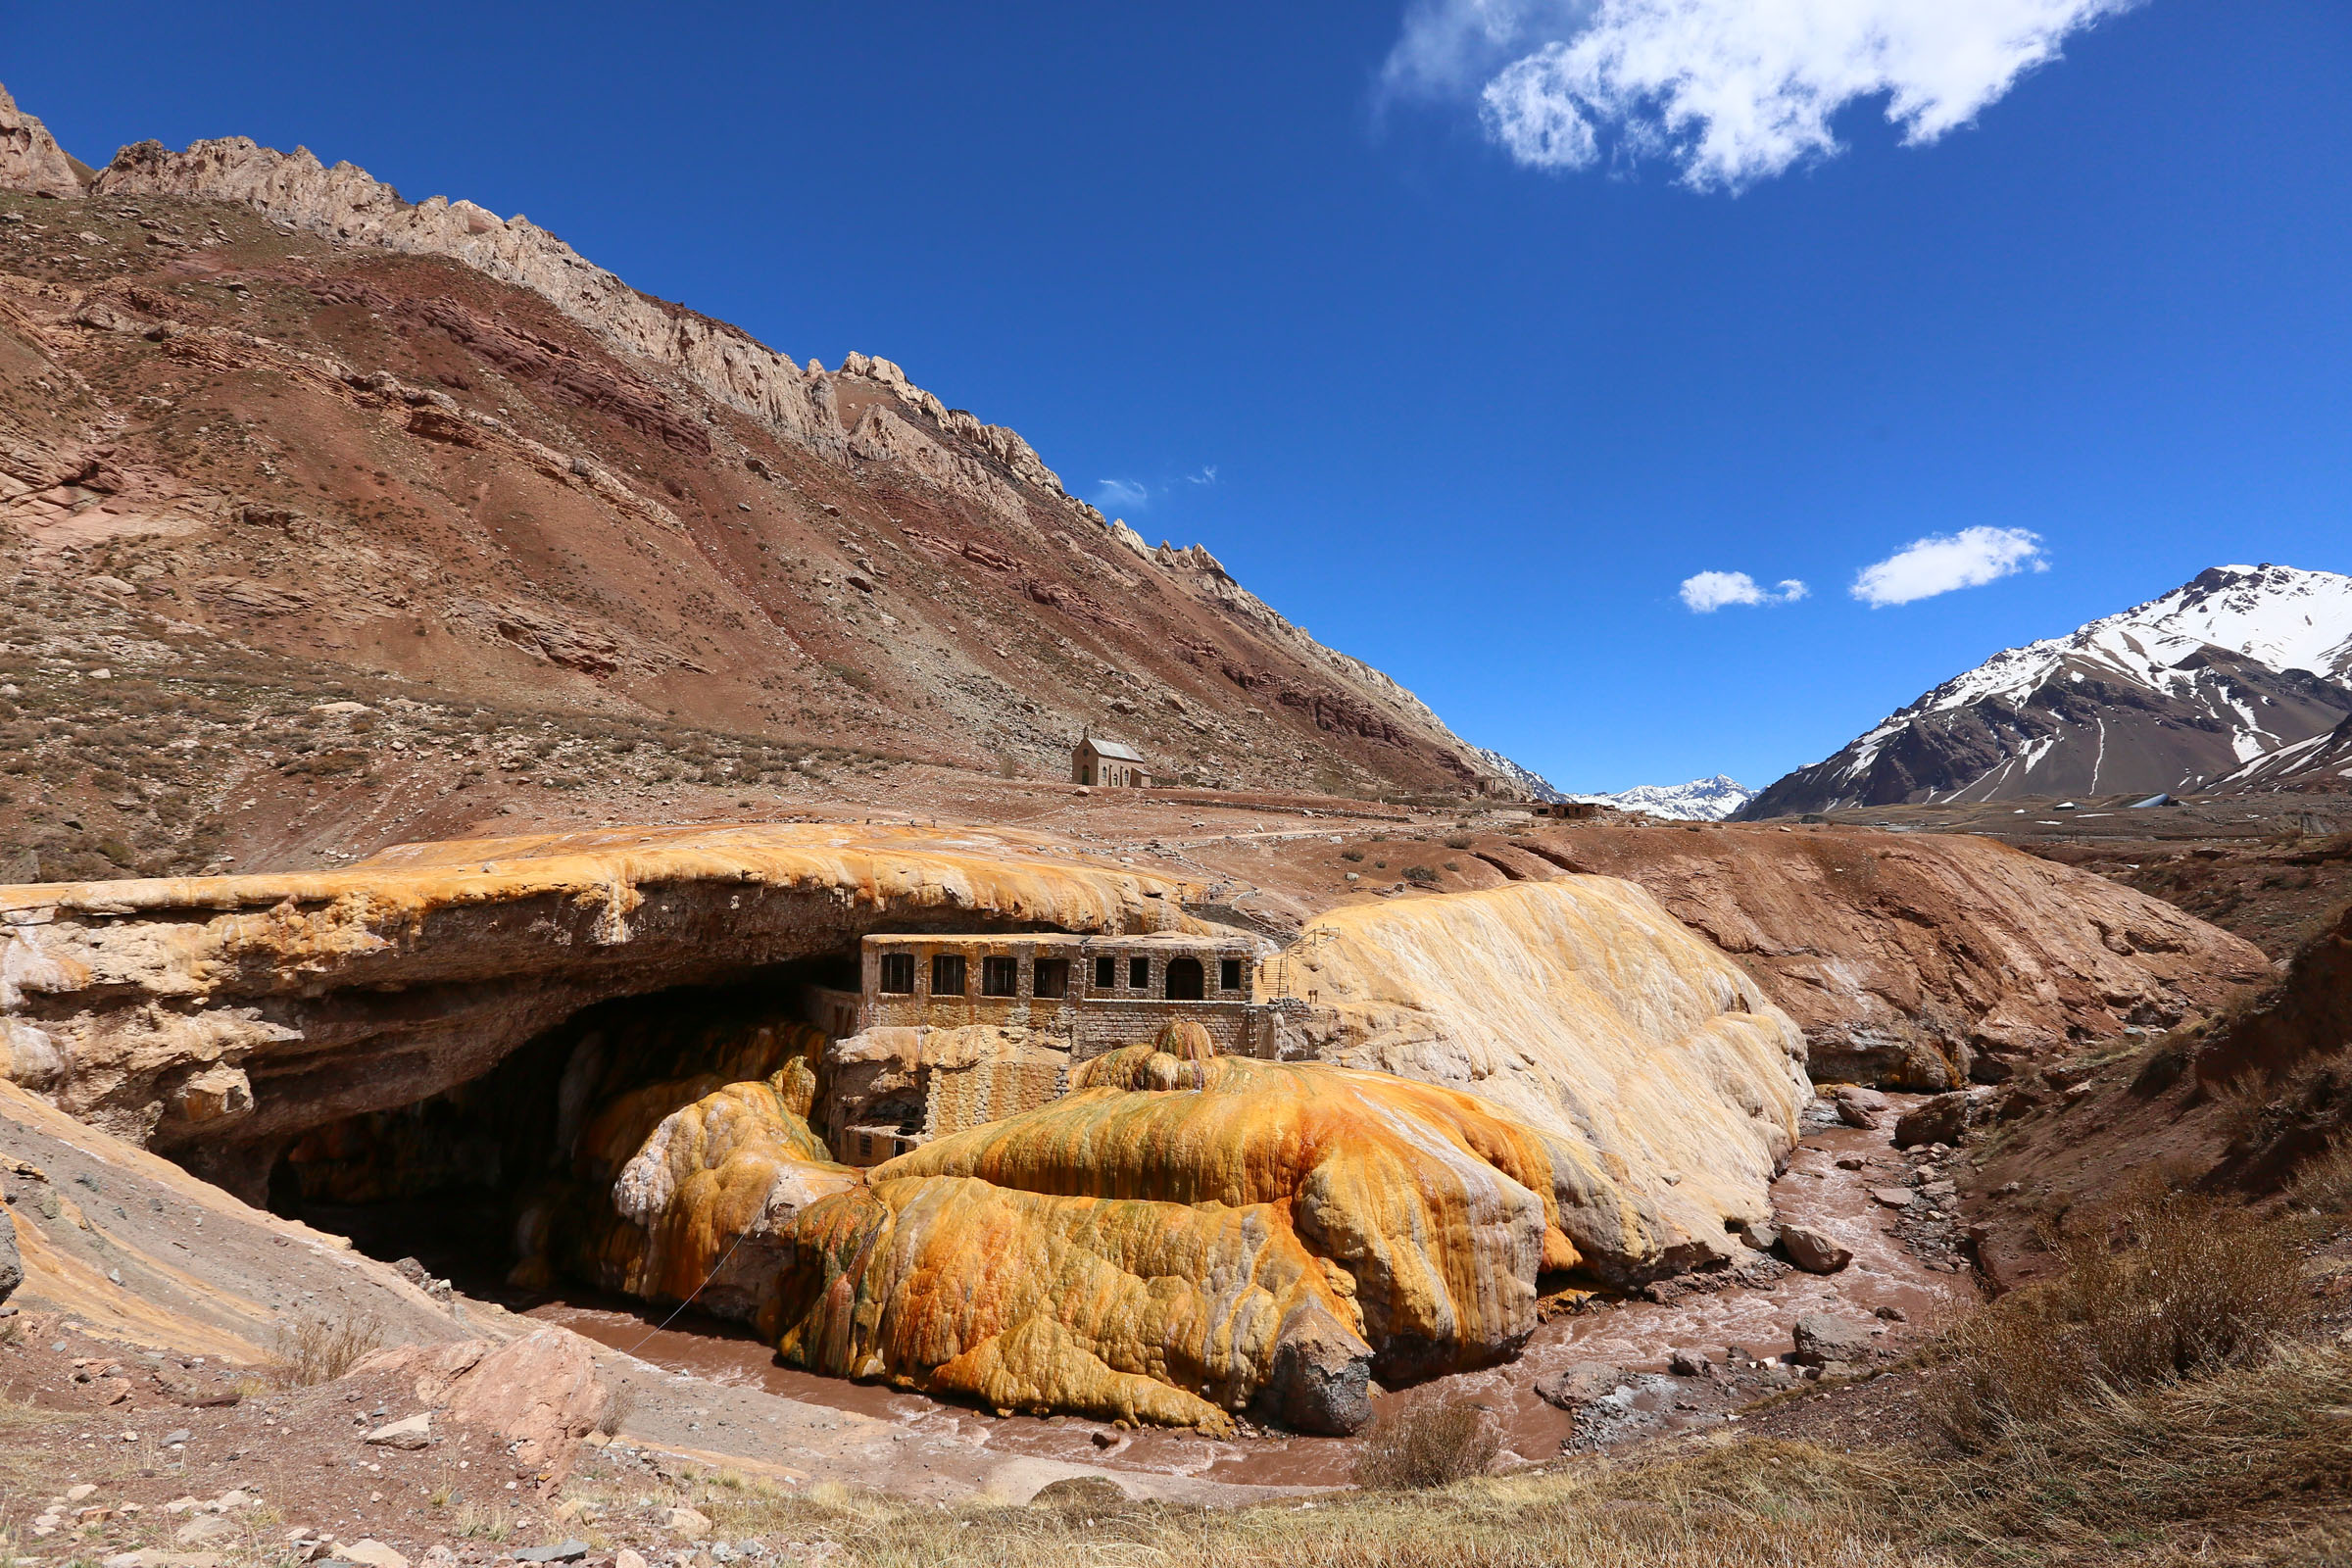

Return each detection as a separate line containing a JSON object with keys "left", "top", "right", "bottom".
{"left": 2, "top": 79, "right": 2350, "bottom": 1568}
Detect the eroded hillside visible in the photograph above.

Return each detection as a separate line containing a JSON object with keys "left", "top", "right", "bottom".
{"left": 0, "top": 88, "right": 1540, "bottom": 893}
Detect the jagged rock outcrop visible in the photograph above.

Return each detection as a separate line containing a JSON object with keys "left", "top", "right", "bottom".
{"left": 1264, "top": 879, "right": 1811, "bottom": 1271}
{"left": 1503, "top": 827, "right": 2272, "bottom": 1088}
{"left": 0, "top": 85, "right": 79, "bottom": 199}
{"left": 0, "top": 823, "right": 1198, "bottom": 1198}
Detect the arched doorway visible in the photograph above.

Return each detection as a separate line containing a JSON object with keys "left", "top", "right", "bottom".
{"left": 1165, "top": 956, "right": 1204, "bottom": 1001}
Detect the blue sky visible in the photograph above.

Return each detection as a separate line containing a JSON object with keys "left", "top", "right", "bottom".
{"left": 10, "top": 0, "right": 2350, "bottom": 793}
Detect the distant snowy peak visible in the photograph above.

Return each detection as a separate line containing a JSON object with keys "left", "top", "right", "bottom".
{"left": 1880, "top": 564, "right": 2352, "bottom": 737}
{"left": 1574, "top": 775, "right": 1756, "bottom": 821}
{"left": 1744, "top": 564, "right": 2352, "bottom": 818}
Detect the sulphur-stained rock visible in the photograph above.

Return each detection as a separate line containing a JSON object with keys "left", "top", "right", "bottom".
{"left": 605, "top": 1074, "right": 859, "bottom": 1322}
{"left": 761, "top": 1032, "right": 1613, "bottom": 1434}
{"left": 0, "top": 823, "right": 1197, "bottom": 1195}
{"left": 1266, "top": 879, "right": 1810, "bottom": 1276}
{"left": 0, "top": 83, "right": 81, "bottom": 199}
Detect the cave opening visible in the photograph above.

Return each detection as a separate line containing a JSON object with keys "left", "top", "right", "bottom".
{"left": 264, "top": 954, "right": 857, "bottom": 1298}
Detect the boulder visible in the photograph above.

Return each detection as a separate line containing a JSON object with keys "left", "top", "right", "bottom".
{"left": 355, "top": 1328, "right": 609, "bottom": 1487}
{"left": 1535, "top": 1363, "right": 1632, "bottom": 1410}
{"left": 1778, "top": 1223, "right": 1851, "bottom": 1275}
{"left": 1790, "top": 1313, "right": 1875, "bottom": 1367}
{"left": 1666, "top": 1348, "right": 1712, "bottom": 1377}
{"left": 1894, "top": 1089, "right": 1991, "bottom": 1149}
{"left": 1831, "top": 1085, "right": 1887, "bottom": 1130}
{"left": 363, "top": 1413, "right": 431, "bottom": 1449}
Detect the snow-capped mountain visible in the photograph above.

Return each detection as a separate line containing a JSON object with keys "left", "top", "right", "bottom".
{"left": 1573, "top": 775, "right": 1757, "bottom": 821}
{"left": 1744, "top": 564, "right": 2352, "bottom": 818}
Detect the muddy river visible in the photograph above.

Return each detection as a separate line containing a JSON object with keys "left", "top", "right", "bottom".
{"left": 516, "top": 1112, "right": 1976, "bottom": 1489}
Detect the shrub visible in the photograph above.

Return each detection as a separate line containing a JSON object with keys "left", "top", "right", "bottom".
{"left": 268, "top": 1311, "right": 383, "bottom": 1387}
{"left": 1353, "top": 1395, "right": 1500, "bottom": 1490}
{"left": 1940, "top": 1185, "right": 2309, "bottom": 1445}
{"left": 1341, "top": 849, "right": 1364, "bottom": 862}
{"left": 1403, "top": 864, "right": 1441, "bottom": 885}
{"left": 2292, "top": 1134, "right": 2352, "bottom": 1214}
{"left": 1444, "top": 835, "right": 1474, "bottom": 850}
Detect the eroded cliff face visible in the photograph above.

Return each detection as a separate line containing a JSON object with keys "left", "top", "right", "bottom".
{"left": 0, "top": 822, "right": 1195, "bottom": 1197}
{"left": 1475, "top": 827, "right": 2273, "bottom": 1088}
{"left": 1264, "top": 879, "right": 1810, "bottom": 1272}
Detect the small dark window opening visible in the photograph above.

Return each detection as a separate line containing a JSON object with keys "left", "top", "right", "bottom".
{"left": 1129, "top": 956, "right": 1151, "bottom": 991}
{"left": 1165, "top": 956, "right": 1204, "bottom": 1001}
{"left": 932, "top": 953, "right": 967, "bottom": 997}
{"left": 878, "top": 953, "right": 915, "bottom": 994}
{"left": 981, "top": 956, "right": 1019, "bottom": 997}
{"left": 1220, "top": 957, "right": 1244, "bottom": 993}
{"left": 1035, "top": 958, "right": 1070, "bottom": 1000}
{"left": 1094, "top": 955, "right": 1116, "bottom": 990}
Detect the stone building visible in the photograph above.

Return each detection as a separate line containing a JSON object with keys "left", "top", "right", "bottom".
{"left": 814, "top": 929, "right": 1275, "bottom": 1165}
{"left": 1072, "top": 735, "right": 1150, "bottom": 788}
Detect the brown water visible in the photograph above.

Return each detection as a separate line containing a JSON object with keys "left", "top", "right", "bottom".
{"left": 528, "top": 1112, "right": 1976, "bottom": 1488}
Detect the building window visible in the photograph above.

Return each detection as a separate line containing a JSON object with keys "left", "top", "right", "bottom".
{"left": 1128, "top": 956, "right": 1151, "bottom": 991}
{"left": 1220, "top": 957, "right": 1244, "bottom": 993}
{"left": 879, "top": 953, "right": 915, "bottom": 995}
{"left": 1166, "top": 956, "right": 1204, "bottom": 1001}
{"left": 932, "top": 954, "right": 967, "bottom": 997}
{"left": 1035, "top": 957, "right": 1070, "bottom": 999}
{"left": 981, "top": 956, "right": 1019, "bottom": 997}
{"left": 1094, "top": 955, "right": 1116, "bottom": 990}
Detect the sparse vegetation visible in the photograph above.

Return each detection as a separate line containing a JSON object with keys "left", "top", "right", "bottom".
{"left": 1443, "top": 835, "right": 1474, "bottom": 851}
{"left": 1403, "top": 864, "right": 1441, "bottom": 884}
{"left": 2291, "top": 1133, "right": 2352, "bottom": 1213}
{"left": 1352, "top": 1395, "right": 1501, "bottom": 1490}
{"left": 267, "top": 1311, "right": 384, "bottom": 1387}
{"left": 1938, "top": 1182, "right": 2309, "bottom": 1443}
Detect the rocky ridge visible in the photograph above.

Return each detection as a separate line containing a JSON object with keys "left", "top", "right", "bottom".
{"left": 1746, "top": 564, "right": 2352, "bottom": 816}
{"left": 0, "top": 82, "right": 1544, "bottom": 808}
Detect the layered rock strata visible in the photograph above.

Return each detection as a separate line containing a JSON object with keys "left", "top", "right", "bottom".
{"left": 1494, "top": 827, "right": 2272, "bottom": 1088}
{"left": 0, "top": 823, "right": 1197, "bottom": 1197}
{"left": 1264, "top": 879, "right": 1811, "bottom": 1273}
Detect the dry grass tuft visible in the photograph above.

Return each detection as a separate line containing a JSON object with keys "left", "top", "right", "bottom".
{"left": 2291, "top": 1133, "right": 2352, "bottom": 1213}
{"left": 267, "top": 1310, "right": 384, "bottom": 1387}
{"left": 1941, "top": 1184, "right": 2308, "bottom": 1443}
{"left": 1352, "top": 1395, "right": 1502, "bottom": 1491}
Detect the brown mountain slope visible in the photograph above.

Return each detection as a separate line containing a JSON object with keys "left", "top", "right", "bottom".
{"left": 0, "top": 88, "right": 1538, "bottom": 860}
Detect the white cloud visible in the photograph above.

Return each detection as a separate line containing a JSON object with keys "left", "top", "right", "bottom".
{"left": 1680, "top": 570, "right": 1809, "bottom": 612}
{"left": 1387, "top": 0, "right": 2139, "bottom": 190}
{"left": 1093, "top": 478, "right": 1150, "bottom": 510}
{"left": 1187, "top": 466, "right": 1219, "bottom": 485}
{"left": 1851, "top": 525, "right": 2048, "bottom": 607}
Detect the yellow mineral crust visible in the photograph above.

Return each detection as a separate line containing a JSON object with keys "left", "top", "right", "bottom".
{"left": 0, "top": 822, "right": 1200, "bottom": 1160}
{"left": 1270, "top": 878, "right": 1813, "bottom": 1275}
{"left": 754, "top": 1041, "right": 1614, "bottom": 1435}
{"left": 608, "top": 1075, "right": 860, "bottom": 1305}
